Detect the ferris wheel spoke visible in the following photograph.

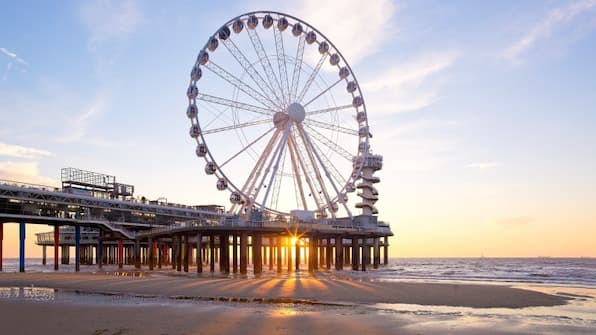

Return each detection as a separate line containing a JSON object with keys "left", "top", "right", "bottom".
{"left": 298, "top": 124, "right": 353, "bottom": 218}
{"left": 245, "top": 28, "right": 285, "bottom": 107}
{"left": 305, "top": 104, "right": 354, "bottom": 117}
{"left": 199, "top": 102, "right": 235, "bottom": 129}
{"left": 273, "top": 24, "right": 290, "bottom": 105}
{"left": 303, "top": 119, "right": 358, "bottom": 136}
{"left": 296, "top": 53, "right": 327, "bottom": 103}
{"left": 306, "top": 132, "right": 348, "bottom": 187}
{"left": 219, "top": 127, "right": 275, "bottom": 168}
{"left": 289, "top": 134, "right": 324, "bottom": 212}
{"left": 303, "top": 78, "right": 343, "bottom": 107}
{"left": 290, "top": 34, "right": 306, "bottom": 102}
{"left": 295, "top": 125, "right": 336, "bottom": 218}
{"left": 205, "top": 61, "right": 278, "bottom": 110}
{"left": 197, "top": 93, "right": 275, "bottom": 117}
{"left": 221, "top": 38, "right": 284, "bottom": 109}
{"left": 304, "top": 124, "right": 353, "bottom": 161}
{"left": 202, "top": 118, "right": 271, "bottom": 135}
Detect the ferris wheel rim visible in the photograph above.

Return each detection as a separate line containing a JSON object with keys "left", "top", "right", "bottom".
{"left": 187, "top": 10, "right": 371, "bottom": 217}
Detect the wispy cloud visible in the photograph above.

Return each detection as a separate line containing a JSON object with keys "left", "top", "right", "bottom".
{"left": 0, "top": 161, "right": 58, "bottom": 186}
{"left": 1, "top": 79, "right": 111, "bottom": 145}
{"left": 0, "top": 142, "right": 51, "bottom": 159}
{"left": 79, "top": 0, "right": 143, "bottom": 49}
{"left": 465, "top": 161, "right": 502, "bottom": 169}
{"left": 363, "top": 51, "right": 459, "bottom": 116}
{"left": 0, "top": 47, "right": 27, "bottom": 65}
{"left": 57, "top": 94, "right": 108, "bottom": 143}
{"left": 290, "top": 0, "right": 397, "bottom": 65}
{"left": 503, "top": 0, "right": 596, "bottom": 62}
{"left": 1, "top": 47, "right": 28, "bottom": 80}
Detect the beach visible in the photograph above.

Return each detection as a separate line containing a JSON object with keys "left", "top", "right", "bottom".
{"left": 1, "top": 271, "right": 595, "bottom": 335}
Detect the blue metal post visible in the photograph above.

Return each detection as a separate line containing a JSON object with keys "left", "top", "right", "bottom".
{"left": 75, "top": 225, "right": 81, "bottom": 272}
{"left": 19, "top": 223, "right": 25, "bottom": 272}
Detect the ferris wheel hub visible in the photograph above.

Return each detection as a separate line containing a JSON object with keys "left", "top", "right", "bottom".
{"left": 287, "top": 102, "right": 305, "bottom": 123}
{"left": 273, "top": 112, "right": 290, "bottom": 130}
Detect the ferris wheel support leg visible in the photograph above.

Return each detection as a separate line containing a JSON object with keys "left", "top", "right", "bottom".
{"left": 290, "top": 135, "right": 324, "bottom": 214}
{"left": 259, "top": 123, "right": 292, "bottom": 212}
{"left": 296, "top": 125, "right": 336, "bottom": 218}
{"left": 239, "top": 129, "right": 281, "bottom": 212}
{"left": 251, "top": 127, "right": 287, "bottom": 210}
{"left": 288, "top": 137, "right": 308, "bottom": 210}
{"left": 299, "top": 124, "right": 353, "bottom": 218}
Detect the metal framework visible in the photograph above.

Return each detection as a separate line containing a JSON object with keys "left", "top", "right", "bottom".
{"left": 61, "top": 167, "right": 135, "bottom": 199}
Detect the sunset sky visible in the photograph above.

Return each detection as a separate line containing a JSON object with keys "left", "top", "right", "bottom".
{"left": 1, "top": 0, "right": 595, "bottom": 258}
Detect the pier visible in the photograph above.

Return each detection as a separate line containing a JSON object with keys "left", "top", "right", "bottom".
{"left": 0, "top": 168, "right": 392, "bottom": 274}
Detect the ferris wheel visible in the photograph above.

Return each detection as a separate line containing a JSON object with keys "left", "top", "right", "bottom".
{"left": 186, "top": 11, "right": 373, "bottom": 220}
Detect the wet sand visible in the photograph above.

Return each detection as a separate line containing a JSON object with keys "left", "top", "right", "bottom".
{"left": 2, "top": 272, "right": 593, "bottom": 335}
{"left": 1, "top": 298, "right": 415, "bottom": 335}
{"left": 0, "top": 271, "right": 567, "bottom": 308}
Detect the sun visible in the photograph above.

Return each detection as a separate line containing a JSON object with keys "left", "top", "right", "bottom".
{"left": 290, "top": 236, "right": 298, "bottom": 246}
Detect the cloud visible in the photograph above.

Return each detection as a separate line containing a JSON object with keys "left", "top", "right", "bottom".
{"left": 1, "top": 47, "right": 28, "bottom": 80}
{"left": 0, "top": 79, "right": 110, "bottom": 145}
{"left": 57, "top": 94, "right": 108, "bottom": 143}
{"left": 465, "top": 161, "right": 502, "bottom": 169}
{"left": 503, "top": 0, "right": 596, "bottom": 62}
{"left": 365, "top": 52, "right": 458, "bottom": 92}
{"left": 0, "top": 161, "right": 58, "bottom": 186}
{"left": 0, "top": 142, "right": 51, "bottom": 159}
{"left": 290, "top": 0, "right": 397, "bottom": 65}
{"left": 79, "top": 0, "right": 143, "bottom": 48}
{"left": 495, "top": 216, "right": 534, "bottom": 226}
{"left": 0, "top": 47, "right": 27, "bottom": 65}
{"left": 362, "top": 51, "right": 459, "bottom": 116}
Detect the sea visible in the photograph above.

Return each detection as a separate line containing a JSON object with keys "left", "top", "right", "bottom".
{"left": 2, "top": 257, "right": 595, "bottom": 288}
